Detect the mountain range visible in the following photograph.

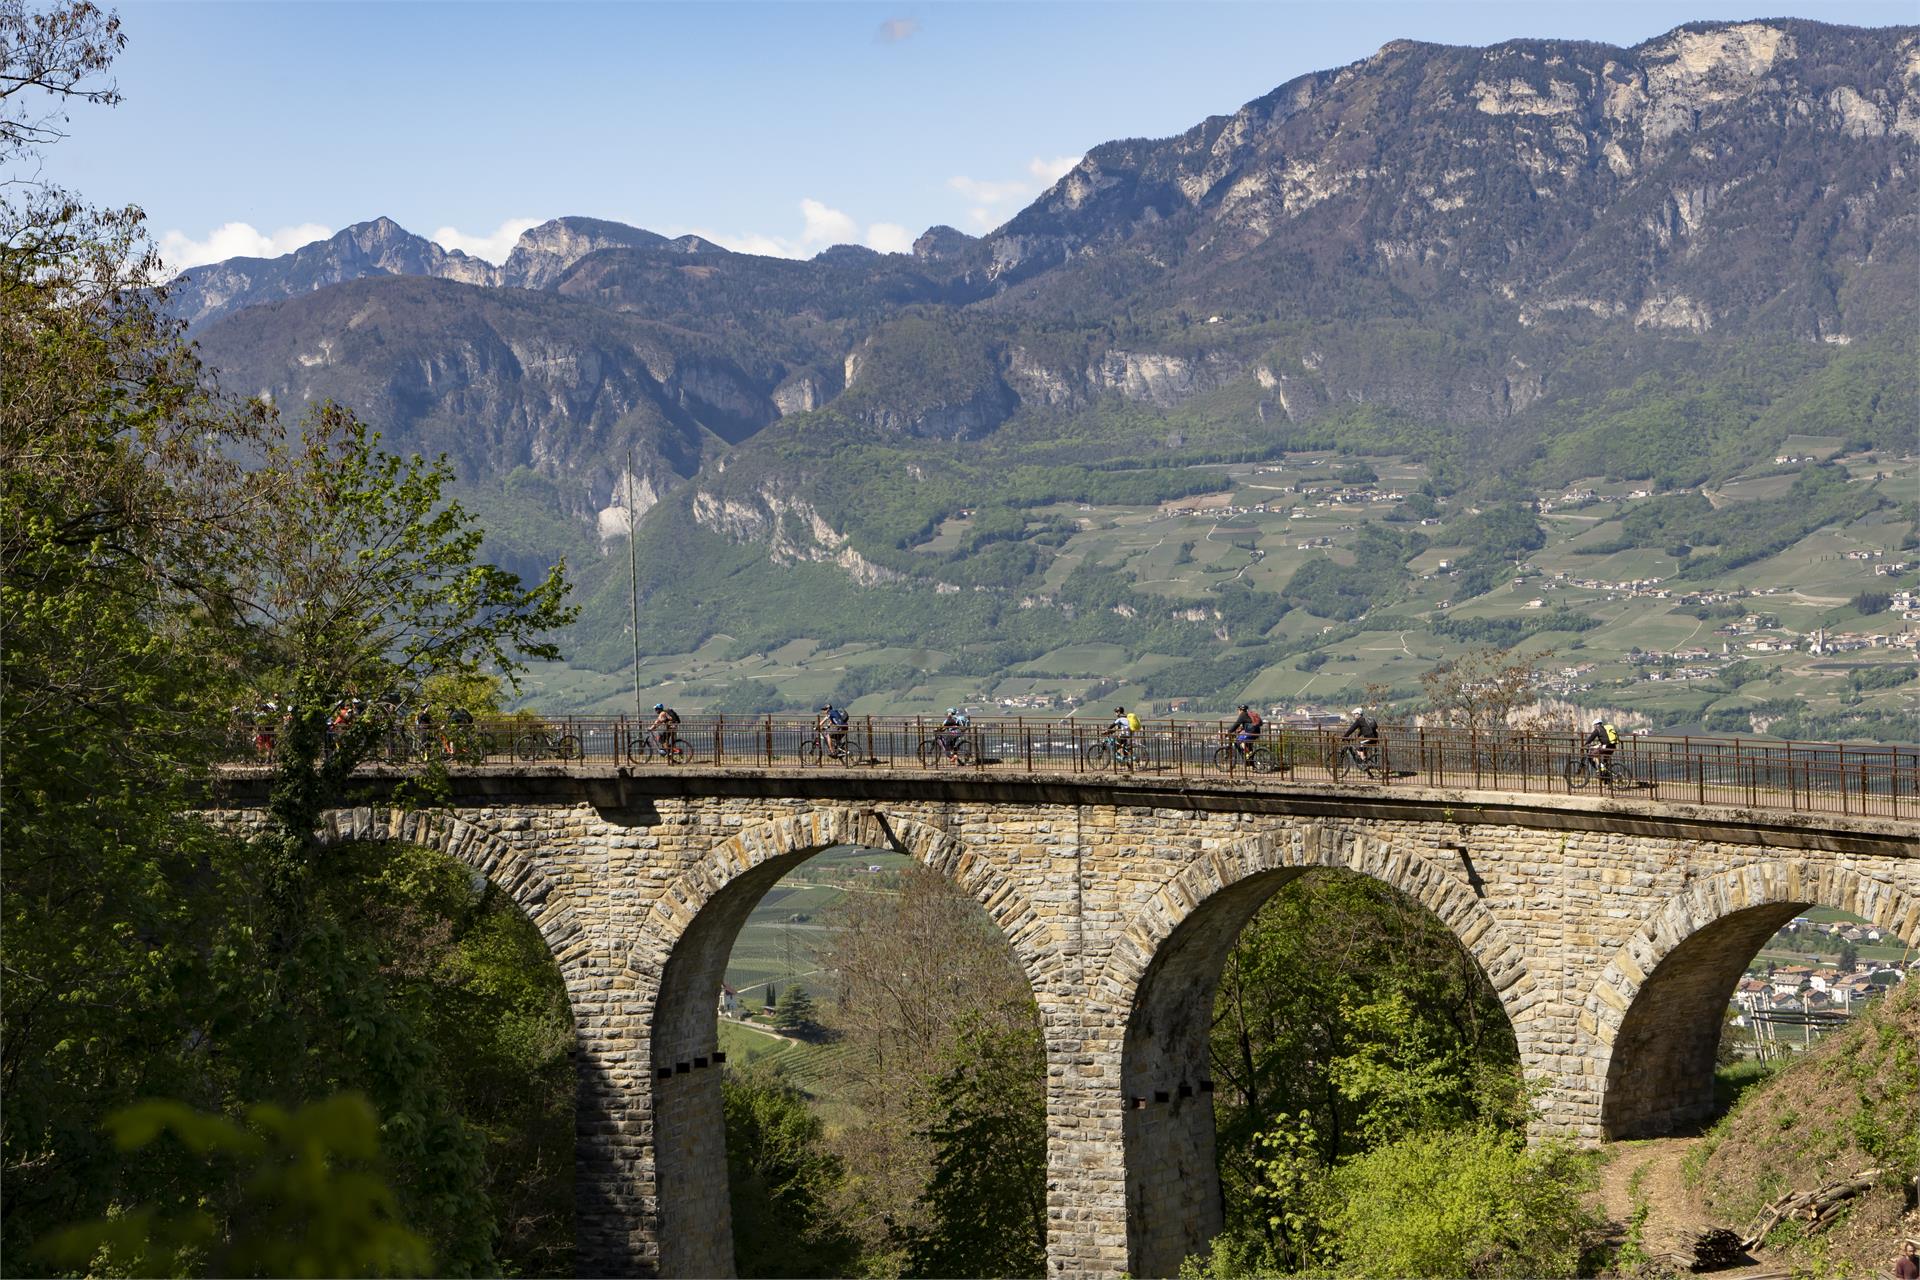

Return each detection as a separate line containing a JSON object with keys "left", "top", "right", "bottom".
{"left": 176, "top": 17, "right": 1920, "bottom": 713}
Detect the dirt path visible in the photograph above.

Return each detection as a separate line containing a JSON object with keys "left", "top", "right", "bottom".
{"left": 1590, "top": 1138, "right": 1775, "bottom": 1277}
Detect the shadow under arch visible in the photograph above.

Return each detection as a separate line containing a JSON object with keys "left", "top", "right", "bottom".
{"left": 1589, "top": 861, "right": 1919, "bottom": 1140}
{"left": 638, "top": 806, "right": 1062, "bottom": 1280}
{"left": 1097, "top": 825, "right": 1534, "bottom": 1280}
{"left": 309, "top": 807, "right": 632, "bottom": 1273}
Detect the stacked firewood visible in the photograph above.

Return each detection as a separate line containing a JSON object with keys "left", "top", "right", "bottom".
{"left": 1739, "top": 1169, "right": 1887, "bottom": 1252}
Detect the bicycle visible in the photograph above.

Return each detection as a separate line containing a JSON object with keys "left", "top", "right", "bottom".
{"left": 629, "top": 726, "right": 689, "bottom": 765}
{"left": 1329, "top": 738, "right": 1390, "bottom": 782}
{"left": 798, "top": 729, "right": 853, "bottom": 766}
{"left": 1563, "top": 750, "right": 1634, "bottom": 791}
{"left": 515, "top": 724, "right": 582, "bottom": 762}
{"left": 1085, "top": 733, "right": 1139, "bottom": 772}
{"left": 1212, "top": 734, "right": 1284, "bottom": 775}
{"left": 917, "top": 731, "right": 973, "bottom": 768}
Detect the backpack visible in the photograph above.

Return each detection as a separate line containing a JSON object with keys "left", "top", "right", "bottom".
{"left": 664, "top": 708, "right": 681, "bottom": 725}
{"left": 827, "top": 707, "right": 848, "bottom": 727}
{"left": 1603, "top": 723, "right": 1619, "bottom": 748}
{"left": 954, "top": 710, "right": 971, "bottom": 727}
{"left": 1125, "top": 711, "right": 1142, "bottom": 734}
{"left": 1246, "top": 709, "right": 1263, "bottom": 729}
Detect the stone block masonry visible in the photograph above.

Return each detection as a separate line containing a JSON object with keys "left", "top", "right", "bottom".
{"left": 203, "top": 768, "right": 1918, "bottom": 1278}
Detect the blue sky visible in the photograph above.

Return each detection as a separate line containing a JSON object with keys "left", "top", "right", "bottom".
{"left": 42, "top": 0, "right": 1919, "bottom": 270}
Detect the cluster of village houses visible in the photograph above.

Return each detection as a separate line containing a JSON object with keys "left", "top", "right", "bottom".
{"left": 1732, "top": 918, "right": 1915, "bottom": 1028}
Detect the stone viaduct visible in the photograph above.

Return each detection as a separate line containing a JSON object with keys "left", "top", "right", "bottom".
{"left": 210, "top": 766, "right": 1919, "bottom": 1279}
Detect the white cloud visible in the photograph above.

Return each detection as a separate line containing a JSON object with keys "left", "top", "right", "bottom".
{"left": 865, "top": 222, "right": 915, "bottom": 254}
{"left": 159, "top": 221, "right": 333, "bottom": 272}
{"left": 876, "top": 17, "right": 920, "bottom": 43}
{"left": 428, "top": 216, "right": 543, "bottom": 264}
{"left": 947, "top": 153, "right": 1085, "bottom": 230}
{"left": 799, "top": 198, "right": 859, "bottom": 247}
{"left": 663, "top": 198, "right": 915, "bottom": 259}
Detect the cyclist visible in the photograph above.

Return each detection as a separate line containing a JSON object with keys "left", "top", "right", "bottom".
{"left": 251, "top": 699, "right": 279, "bottom": 756}
{"left": 649, "top": 702, "right": 681, "bottom": 754}
{"left": 1228, "top": 703, "right": 1263, "bottom": 764}
{"left": 1110, "top": 706, "right": 1141, "bottom": 758}
{"left": 935, "top": 707, "right": 970, "bottom": 764}
{"left": 817, "top": 703, "right": 850, "bottom": 759}
{"left": 413, "top": 705, "right": 436, "bottom": 760}
{"left": 1341, "top": 706, "right": 1380, "bottom": 770}
{"left": 1584, "top": 717, "right": 1620, "bottom": 777}
{"left": 444, "top": 705, "right": 476, "bottom": 757}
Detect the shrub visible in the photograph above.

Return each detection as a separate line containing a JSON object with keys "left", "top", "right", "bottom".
{"left": 1319, "top": 1126, "right": 1598, "bottom": 1279}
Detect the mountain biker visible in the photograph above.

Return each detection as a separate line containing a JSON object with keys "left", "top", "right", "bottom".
{"left": 817, "top": 703, "right": 850, "bottom": 758}
{"left": 1342, "top": 706, "right": 1379, "bottom": 768}
{"left": 937, "top": 707, "right": 968, "bottom": 764}
{"left": 1229, "top": 703, "right": 1263, "bottom": 763}
{"left": 1110, "top": 706, "right": 1140, "bottom": 757}
{"left": 444, "top": 705, "right": 475, "bottom": 757}
{"left": 650, "top": 702, "right": 681, "bottom": 753}
{"left": 1584, "top": 717, "right": 1619, "bottom": 776}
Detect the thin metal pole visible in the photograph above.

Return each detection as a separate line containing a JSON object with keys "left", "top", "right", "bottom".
{"left": 626, "top": 446, "right": 644, "bottom": 726}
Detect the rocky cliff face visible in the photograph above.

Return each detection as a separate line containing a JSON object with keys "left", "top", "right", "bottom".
{"left": 170, "top": 216, "right": 673, "bottom": 327}
{"left": 984, "top": 18, "right": 1918, "bottom": 341}
{"left": 183, "top": 17, "right": 1917, "bottom": 589}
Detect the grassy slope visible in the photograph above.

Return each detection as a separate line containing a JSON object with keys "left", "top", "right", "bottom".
{"left": 1686, "top": 978, "right": 1920, "bottom": 1274}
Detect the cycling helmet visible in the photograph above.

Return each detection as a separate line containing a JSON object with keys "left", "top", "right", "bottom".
{"left": 654, "top": 703, "right": 665, "bottom": 711}
{"left": 820, "top": 703, "right": 832, "bottom": 711}
{"left": 947, "top": 707, "right": 957, "bottom": 715}
{"left": 1351, "top": 707, "right": 1364, "bottom": 716}
{"left": 1240, "top": 704, "right": 1250, "bottom": 711}
{"left": 1594, "top": 717, "right": 1606, "bottom": 726}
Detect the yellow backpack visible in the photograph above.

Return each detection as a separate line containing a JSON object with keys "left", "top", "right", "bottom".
{"left": 1125, "top": 711, "right": 1142, "bottom": 734}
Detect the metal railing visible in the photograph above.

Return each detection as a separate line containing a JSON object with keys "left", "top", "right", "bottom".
{"left": 226, "top": 715, "right": 1920, "bottom": 823}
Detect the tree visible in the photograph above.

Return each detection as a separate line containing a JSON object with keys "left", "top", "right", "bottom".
{"left": 723, "top": 1066, "right": 861, "bottom": 1278}
{"left": 1, "top": 0, "right": 124, "bottom": 157}
{"left": 1838, "top": 939, "right": 1859, "bottom": 972}
{"left": 240, "top": 401, "right": 575, "bottom": 852}
{"left": 772, "top": 985, "right": 818, "bottom": 1039}
{"left": 1420, "top": 645, "right": 1560, "bottom": 733}
{"left": 818, "top": 863, "right": 1042, "bottom": 1266}
{"left": 903, "top": 1019, "right": 1048, "bottom": 1280}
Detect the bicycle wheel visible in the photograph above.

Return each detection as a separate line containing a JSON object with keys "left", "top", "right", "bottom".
{"left": 666, "top": 741, "right": 688, "bottom": 765}
{"left": 798, "top": 739, "right": 823, "bottom": 766}
{"left": 1605, "top": 761, "right": 1635, "bottom": 789}
{"left": 1368, "top": 748, "right": 1390, "bottom": 780}
{"left": 1328, "top": 745, "right": 1349, "bottom": 781}
{"left": 627, "top": 735, "right": 654, "bottom": 765}
{"left": 1563, "top": 757, "right": 1590, "bottom": 790}
{"left": 1250, "top": 745, "right": 1283, "bottom": 775}
{"left": 515, "top": 732, "right": 547, "bottom": 762}
{"left": 554, "top": 734, "right": 581, "bottom": 761}
{"left": 1086, "top": 743, "right": 1113, "bottom": 771}
{"left": 1212, "top": 745, "right": 1237, "bottom": 774}
{"left": 917, "top": 740, "right": 942, "bottom": 769}
{"left": 951, "top": 738, "right": 973, "bottom": 766}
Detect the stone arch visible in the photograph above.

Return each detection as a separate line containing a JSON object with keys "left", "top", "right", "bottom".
{"left": 314, "top": 805, "right": 590, "bottom": 974}
{"left": 314, "top": 807, "right": 653, "bottom": 1276}
{"left": 1588, "top": 860, "right": 1920, "bottom": 1139}
{"left": 640, "top": 806, "right": 1059, "bottom": 1279}
{"left": 1103, "top": 822, "right": 1534, "bottom": 1279}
